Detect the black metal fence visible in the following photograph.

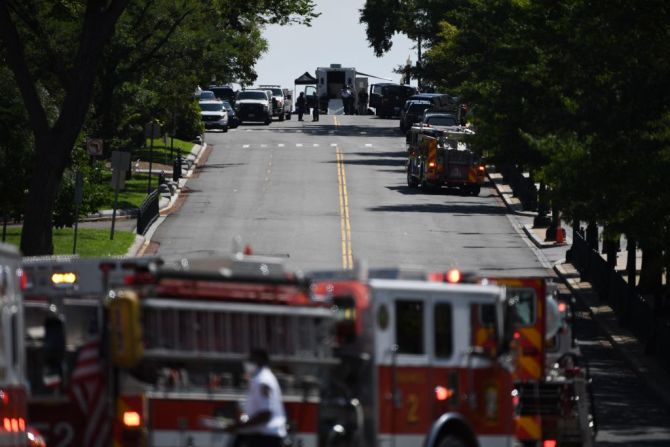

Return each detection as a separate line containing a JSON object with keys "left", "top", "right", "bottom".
{"left": 499, "top": 163, "right": 538, "bottom": 211}
{"left": 137, "top": 189, "right": 159, "bottom": 235}
{"left": 569, "top": 233, "right": 670, "bottom": 371}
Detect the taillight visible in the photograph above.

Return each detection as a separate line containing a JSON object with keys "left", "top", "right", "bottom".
{"left": 511, "top": 389, "right": 520, "bottom": 411}
{"left": 558, "top": 302, "right": 567, "bottom": 313}
{"left": 543, "top": 440, "right": 557, "bottom": 447}
{"left": 428, "top": 161, "right": 436, "bottom": 168}
{"left": 123, "top": 411, "right": 141, "bottom": 428}
{"left": 19, "top": 269, "right": 28, "bottom": 290}
{"left": 0, "top": 390, "right": 8, "bottom": 405}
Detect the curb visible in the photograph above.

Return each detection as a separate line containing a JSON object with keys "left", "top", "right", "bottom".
{"left": 487, "top": 171, "right": 537, "bottom": 218}
{"left": 132, "top": 142, "right": 208, "bottom": 255}
{"left": 554, "top": 263, "right": 670, "bottom": 410}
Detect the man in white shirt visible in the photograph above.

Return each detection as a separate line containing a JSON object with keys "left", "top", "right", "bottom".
{"left": 227, "top": 349, "right": 287, "bottom": 447}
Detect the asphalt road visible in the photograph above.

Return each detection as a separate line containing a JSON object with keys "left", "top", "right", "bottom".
{"left": 152, "top": 114, "right": 549, "bottom": 277}
{"left": 149, "top": 114, "right": 670, "bottom": 444}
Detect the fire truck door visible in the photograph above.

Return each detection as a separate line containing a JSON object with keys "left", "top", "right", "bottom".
{"left": 372, "top": 285, "right": 432, "bottom": 447}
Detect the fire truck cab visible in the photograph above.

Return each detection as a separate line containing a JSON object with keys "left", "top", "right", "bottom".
{"left": 0, "top": 243, "right": 29, "bottom": 447}
{"left": 406, "top": 125, "right": 485, "bottom": 195}
{"left": 20, "top": 256, "right": 157, "bottom": 446}
{"left": 312, "top": 275, "right": 518, "bottom": 447}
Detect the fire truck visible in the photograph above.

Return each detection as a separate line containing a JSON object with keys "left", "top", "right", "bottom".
{"left": 429, "top": 273, "right": 596, "bottom": 447}
{"left": 310, "top": 269, "right": 519, "bottom": 447}
{"left": 405, "top": 125, "right": 485, "bottom": 196}
{"left": 21, "top": 256, "right": 158, "bottom": 446}
{"left": 0, "top": 243, "right": 29, "bottom": 447}
{"left": 107, "top": 254, "right": 339, "bottom": 447}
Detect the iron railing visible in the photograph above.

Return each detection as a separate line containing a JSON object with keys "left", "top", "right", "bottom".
{"left": 137, "top": 189, "right": 159, "bottom": 235}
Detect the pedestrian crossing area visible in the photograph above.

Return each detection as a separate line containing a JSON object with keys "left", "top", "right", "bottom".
{"left": 236, "top": 143, "right": 381, "bottom": 149}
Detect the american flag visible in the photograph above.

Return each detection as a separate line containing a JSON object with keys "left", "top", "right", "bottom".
{"left": 69, "top": 337, "right": 111, "bottom": 447}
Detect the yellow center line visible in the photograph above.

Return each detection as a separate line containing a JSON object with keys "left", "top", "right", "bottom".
{"left": 336, "top": 147, "right": 353, "bottom": 269}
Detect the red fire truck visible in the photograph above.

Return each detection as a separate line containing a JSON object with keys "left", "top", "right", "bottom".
{"left": 20, "top": 256, "right": 157, "bottom": 446}
{"left": 0, "top": 243, "right": 30, "bottom": 447}
{"left": 107, "top": 255, "right": 339, "bottom": 447}
{"left": 429, "top": 273, "right": 596, "bottom": 447}
{"left": 311, "top": 270, "right": 518, "bottom": 447}
{"left": 406, "top": 125, "right": 485, "bottom": 195}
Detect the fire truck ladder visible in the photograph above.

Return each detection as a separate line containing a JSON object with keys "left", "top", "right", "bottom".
{"left": 141, "top": 297, "right": 337, "bottom": 365}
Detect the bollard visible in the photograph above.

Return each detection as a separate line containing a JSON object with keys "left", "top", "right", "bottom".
{"left": 173, "top": 155, "right": 182, "bottom": 181}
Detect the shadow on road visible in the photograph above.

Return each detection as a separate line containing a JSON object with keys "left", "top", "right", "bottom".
{"left": 367, "top": 202, "right": 508, "bottom": 215}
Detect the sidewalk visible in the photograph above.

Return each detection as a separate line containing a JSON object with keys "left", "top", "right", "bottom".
{"left": 488, "top": 170, "right": 670, "bottom": 410}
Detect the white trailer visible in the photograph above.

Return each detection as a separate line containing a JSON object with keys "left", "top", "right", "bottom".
{"left": 315, "top": 64, "right": 358, "bottom": 114}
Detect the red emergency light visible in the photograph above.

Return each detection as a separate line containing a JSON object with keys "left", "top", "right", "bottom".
{"left": 446, "top": 269, "right": 461, "bottom": 283}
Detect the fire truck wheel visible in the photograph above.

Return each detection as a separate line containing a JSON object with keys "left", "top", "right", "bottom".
{"left": 436, "top": 435, "right": 467, "bottom": 447}
{"left": 407, "top": 171, "right": 418, "bottom": 188}
{"left": 279, "top": 112, "right": 285, "bottom": 121}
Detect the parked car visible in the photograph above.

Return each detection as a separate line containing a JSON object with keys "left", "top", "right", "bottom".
{"left": 421, "top": 111, "right": 459, "bottom": 127}
{"left": 209, "top": 85, "right": 236, "bottom": 104}
{"left": 235, "top": 89, "right": 273, "bottom": 125}
{"left": 198, "top": 90, "right": 216, "bottom": 101}
{"left": 222, "top": 100, "right": 239, "bottom": 128}
{"left": 399, "top": 100, "right": 432, "bottom": 132}
{"left": 369, "top": 83, "right": 418, "bottom": 118}
{"left": 259, "top": 85, "right": 292, "bottom": 121}
{"left": 199, "top": 100, "right": 228, "bottom": 131}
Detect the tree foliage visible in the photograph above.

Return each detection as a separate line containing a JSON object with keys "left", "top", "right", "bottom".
{"left": 0, "top": 0, "right": 317, "bottom": 255}
{"left": 409, "top": 0, "right": 670, "bottom": 293}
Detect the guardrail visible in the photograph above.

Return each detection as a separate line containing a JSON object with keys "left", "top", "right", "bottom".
{"left": 569, "top": 233, "right": 670, "bottom": 371}
{"left": 137, "top": 189, "right": 159, "bottom": 235}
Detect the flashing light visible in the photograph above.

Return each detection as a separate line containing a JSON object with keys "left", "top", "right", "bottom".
{"left": 3, "top": 418, "right": 10, "bottom": 431}
{"left": 558, "top": 302, "right": 567, "bottom": 313}
{"left": 478, "top": 165, "right": 485, "bottom": 172}
{"left": 446, "top": 269, "right": 461, "bottom": 283}
{"left": 51, "top": 272, "right": 77, "bottom": 286}
{"left": 123, "top": 411, "right": 142, "bottom": 428}
{"left": 434, "top": 386, "right": 453, "bottom": 401}
{"left": 428, "top": 161, "right": 436, "bottom": 168}
{"left": 513, "top": 331, "right": 521, "bottom": 340}
{"left": 543, "top": 441, "right": 557, "bottom": 447}
{"left": 18, "top": 418, "right": 25, "bottom": 432}
{"left": 19, "top": 270, "right": 28, "bottom": 290}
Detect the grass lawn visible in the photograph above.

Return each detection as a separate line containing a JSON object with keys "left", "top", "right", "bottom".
{"left": 2, "top": 228, "right": 135, "bottom": 256}
{"left": 133, "top": 137, "right": 195, "bottom": 166}
{"left": 99, "top": 172, "right": 156, "bottom": 210}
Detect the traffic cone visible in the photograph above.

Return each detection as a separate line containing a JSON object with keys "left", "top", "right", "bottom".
{"left": 556, "top": 227, "right": 565, "bottom": 244}
{"left": 243, "top": 245, "right": 253, "bottom": 255}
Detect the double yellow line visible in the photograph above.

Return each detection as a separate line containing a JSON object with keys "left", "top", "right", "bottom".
{"left": 336, "top": 146, "right": 353, "bottom": 269}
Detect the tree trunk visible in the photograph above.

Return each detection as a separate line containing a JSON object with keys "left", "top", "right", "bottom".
{"left": 586, "top": 221, "right": 598, "bottom": 251}
{"left": 638, "top": 239, "right": 663, "bottom": 295}
{"left": 20, "top": 134, "right": 70, "bottom": 255}
{"left": 626, "top": 236, "right": 637, "bottom": 287}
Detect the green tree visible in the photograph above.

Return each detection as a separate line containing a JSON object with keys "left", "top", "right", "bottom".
{"left": 0, "top": 0, "right": 317, "bottom": 255}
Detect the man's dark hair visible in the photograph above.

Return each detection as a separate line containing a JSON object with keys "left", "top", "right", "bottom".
{"left": 250, "top": 348, "right": 269, "bottom": 366}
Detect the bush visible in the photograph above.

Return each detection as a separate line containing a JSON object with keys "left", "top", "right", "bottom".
{"left": 175, "top": 99, "right": 204, "bottom": 141}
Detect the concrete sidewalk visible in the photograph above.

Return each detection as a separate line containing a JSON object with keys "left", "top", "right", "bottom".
{"left": 487, "top": 169, "right": 670, "bottom": 410}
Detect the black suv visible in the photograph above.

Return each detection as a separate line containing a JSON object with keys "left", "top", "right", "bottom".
{"left": 209, "top": 85, "right": 236, "bottom": 104}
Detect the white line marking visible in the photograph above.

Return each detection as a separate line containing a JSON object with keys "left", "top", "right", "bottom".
{"left": 330, "top": 143, "right": 337, "bottom": 147}
{"left": 278, "top": 144, "right": 285, "bottom": 147}
{"left": 364, "top": 144, "right": 373, "bottom": 147}
{"left": 313, "top": 144, "right": 319, "bottom": 147}
{"left": 360, "top": 131, "right": 367, "bottom": 135}
{"left": 296, "top": 144, "right": 303, "bottom": 147}
{"left": 260, "top": 144, "right": 267, "bottom": 148}
{"left": 243, "top": 144, "right": 250, "bottom": 148}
